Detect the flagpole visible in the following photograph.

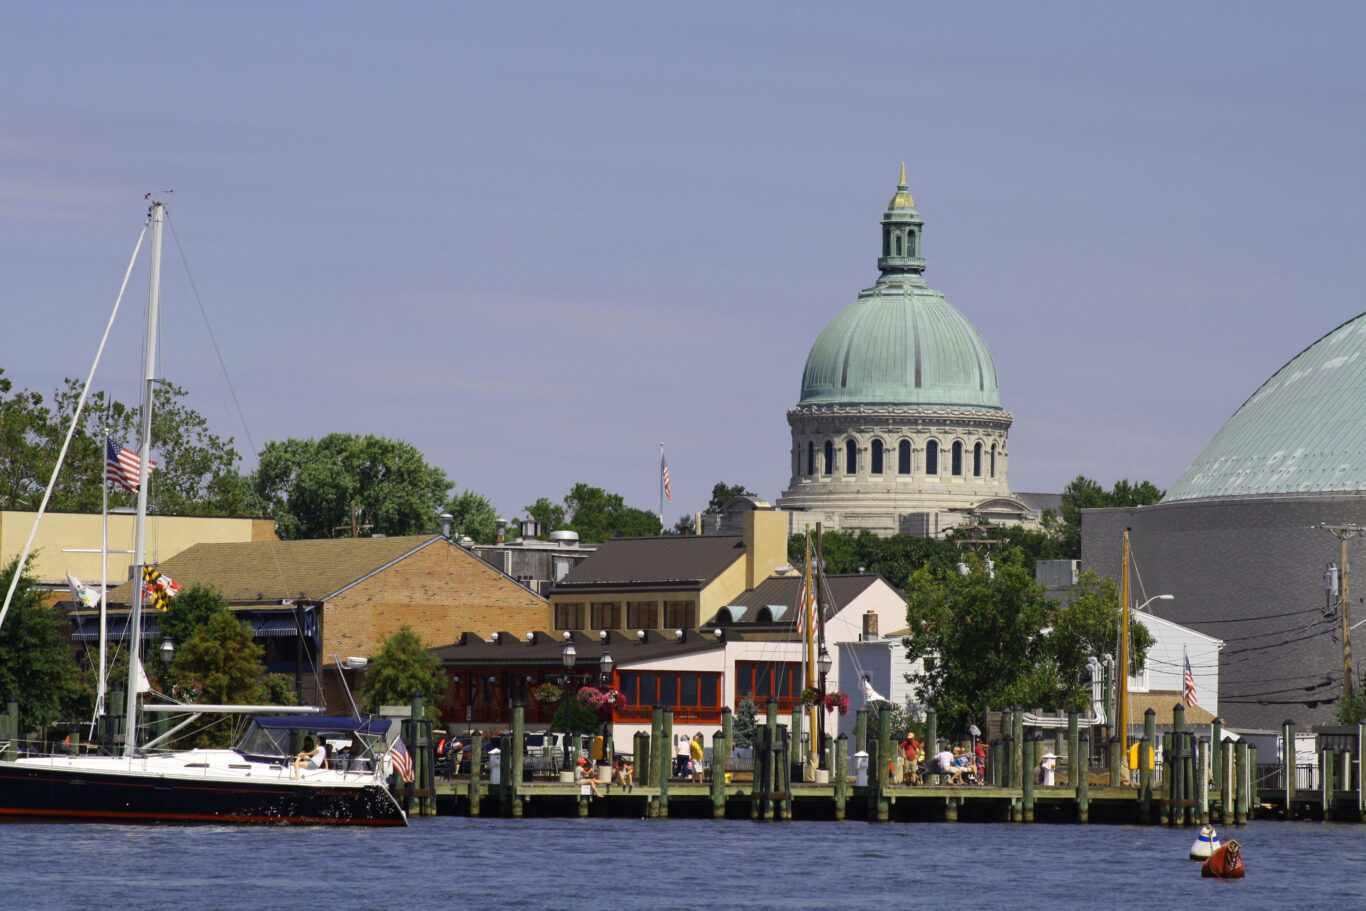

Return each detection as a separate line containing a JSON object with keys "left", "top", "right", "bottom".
{"left": 658, "top": 443, "right": 664, "bottom": 531}
{"left": 96, "top": 432, "right": 109, "bottom": 729}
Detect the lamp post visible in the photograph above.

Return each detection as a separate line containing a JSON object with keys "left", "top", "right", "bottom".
{"left": 599, "top": 650, "right": 614, "bottom": 766}
{"left": 560, "top": 641, "right": 577, "bottom": 773}
{"left": 1118, "top": 592, "right": 1172, "bottom": 763}
{"left": 160, "top": 637, "right": 175, "bottom": 691}
{"left": 817, "top": 647, "right": 832, "bottom": 770}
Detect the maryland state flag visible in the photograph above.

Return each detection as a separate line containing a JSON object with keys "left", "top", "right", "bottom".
{"left": 142, "top": 566, "right": 182, "bottom": 611}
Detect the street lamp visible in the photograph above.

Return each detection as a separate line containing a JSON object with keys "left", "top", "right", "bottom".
{"left": 1118, "top": 593, "right": 1172, "bottom": 763}
{"left": 817, "top": 647, "right": 832, "bottom": 770}
{"left": 160, "top": 637, "right": 174, "bottom": 665}
{"left": 599, "top": 650, "right": 614, "bottom": 767}
{"left": 560, "top": 641, "right": 577, "bottom": 773}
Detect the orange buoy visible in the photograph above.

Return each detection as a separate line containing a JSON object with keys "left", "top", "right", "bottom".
{"left": 1200, "top": 839, "right": 1245, "bottom": 879}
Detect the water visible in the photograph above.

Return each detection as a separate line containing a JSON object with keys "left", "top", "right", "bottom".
{"left": 4, "top": 818, "right": 1361, "bottom": 910}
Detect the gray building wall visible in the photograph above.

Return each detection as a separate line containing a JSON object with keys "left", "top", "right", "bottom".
{"left": 1082, "top": 495, "right": 1365, "bottom": 731}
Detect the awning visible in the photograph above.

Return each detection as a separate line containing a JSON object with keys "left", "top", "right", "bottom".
{"left": 72, "top": 614, "right": 301, "bottom": 642}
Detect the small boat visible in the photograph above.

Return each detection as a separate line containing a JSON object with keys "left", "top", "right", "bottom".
{"left": 1190, "top": 824, "right": 1221, "bottom": 860}
{"left": 1201, "top": 840, "right": 1245, "bottom": 879}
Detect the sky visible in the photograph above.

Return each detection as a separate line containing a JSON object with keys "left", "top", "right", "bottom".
{"left": 5, "top": 2, "right": 1366, "bottom": 527}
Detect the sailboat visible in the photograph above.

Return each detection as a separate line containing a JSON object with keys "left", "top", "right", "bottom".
{"left": 0, "top": 201, "right": 405, "bottom": 825}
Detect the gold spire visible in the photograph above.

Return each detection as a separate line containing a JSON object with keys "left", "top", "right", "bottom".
{"left": 888, "top": 163, "right": 915, "bottom": 210}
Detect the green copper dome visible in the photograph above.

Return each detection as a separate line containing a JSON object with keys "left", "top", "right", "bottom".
{"left": 798, "top": 170, "right": 1002, "bottom": 409}
{"left": 1166, "top": 313, "right": 1366, "bottom": 501}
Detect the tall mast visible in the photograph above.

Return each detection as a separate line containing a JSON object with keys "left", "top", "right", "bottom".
{"left": 1118, "top": 527, "right": 1131, "bottom": 765}
{"left": 122, "top": 201, "right": 163, "bottom": 756}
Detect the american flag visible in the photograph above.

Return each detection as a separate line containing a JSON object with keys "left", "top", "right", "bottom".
{"left": 1183, "top": 655, "right": 1198, "bottom": 707}
{"left": 105, "top": 437, "right": 156, "bottom": 492}
{"left": 661, "top": 454, "right": 672, "bottom": 502}
{"left": 389, "top": 736, "right": 414, "bottom": 782}
{"left": 794, "top": 575, "right": 811, "bottom": 637}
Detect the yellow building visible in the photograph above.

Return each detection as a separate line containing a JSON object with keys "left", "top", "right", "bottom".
{"left": 0, "top": 510, "right": 276, "bottom": 590}
{"left": 547, "top": 509, "right": 790, "bottom": 633}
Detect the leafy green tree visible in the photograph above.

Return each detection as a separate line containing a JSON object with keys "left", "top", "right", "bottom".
{"left": 669, "top": 514, "right": 698, "bottom": 535}
{"left": 789, "top": 529, "right": 961, "bottom": 589}
{"left": 157, "top": 583, "right": 231, "bottom": 648}
{"left": 732, "top": 696, "right": 759, "bottom": 748}
{"left": 0, "top": 557, "right": 83, "bottom": 734}
{"left": 166, "top": 611, "right": 291, "bottom": 746}
{"left": 1045, "top": 475, "right": 1165, "bottom": 558}
{"left": 523, "top": 497, "right": 566, "bottom": 539}
{"left": 1044, "top": 570, "right": 1154, "bottom": 711}
{"left": 903, "top": 550, "right": 1057, "bottom": 736}
{"left": 252, "top": 433, "right": 452, "bottom": 540}
{"left": 443, "top": 489, "right": 499, "bottom": 543}
{"left": 563, "top": 483, "right": 660, "bottom": 542}
{"left": 0, "top": 369, "right": 57, "bottom": 511}
{"left": 359, "top": 626, "right": 445, "bottom": 722}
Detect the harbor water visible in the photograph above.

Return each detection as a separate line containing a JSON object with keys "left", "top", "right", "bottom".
{"left": 6, "top": 818, "right": 1361, "bottom": 910}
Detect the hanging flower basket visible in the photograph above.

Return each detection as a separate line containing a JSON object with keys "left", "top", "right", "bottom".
{"left": 576, "top": 685, "right": 603, "bottom": 708}
{"left": 801, "top": 686, "right": 824, "bottom": 707}
{"left": 533, "top": 683, "right": 562, "bottom": 703}
{"left": 823, "top": 691, "right": 850, "bottom": 716}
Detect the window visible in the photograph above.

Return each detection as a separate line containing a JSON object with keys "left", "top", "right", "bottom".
{"left": 973, "top": 442, "right": 982, "bottom": 477}
{"left": 908, "top": 230, "right": 917, "bottom": 257}
{"left": 734, "top": 661, "right": 802, "bottom": 711}
{"left": 823, "top": 440, "right": 833, "bottom": 475}
{"left": 845, "top": 439, "right": 857, "bottom": 474}
{"left": 898, "top": 440, "right": 911, "bottom": 474}
{"left": 627, "top": 601, "right": 658, "bottom": 629}
{"left": 882, "top": 228, "right": 890, "bottom": 257}
{"left": 952, "top": 441, "right": 963, "bottom": 476}
{"left": 664, "top": 600, "right": 696, "bottom": 629}
{"left": 806, "top": 441, "right": 815, "bottom": 476}
{"left": 554, "top": 602, "right": 584, "bottom": 630}
{"left": 926, "top": 440, "right": 939, "bottom": 475}
{"left": 894, "top": 234, "right": 903, "bottom": 255}
{"left": 619, "top": 670, "right": 722, "bottom": 712}
{"left": 991, "top": 444, "right": 997, "bottom": 478}
{"left": 590, "top": 601, "right": 620, "bottom": 630}
{"left": 871, "top": 439, "right": 884, "bottom": 474}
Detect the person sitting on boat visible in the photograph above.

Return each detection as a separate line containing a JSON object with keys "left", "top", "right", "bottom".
{"left": 292, "top": 736, "right": 326, "bottom": 778}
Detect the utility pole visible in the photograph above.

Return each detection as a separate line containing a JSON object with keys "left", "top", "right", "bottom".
{"left": 1320, "top": 523, "right": 1362, "bottom": 699}
{"left": 333, "top": 502, "right": 372, "bottom": 538}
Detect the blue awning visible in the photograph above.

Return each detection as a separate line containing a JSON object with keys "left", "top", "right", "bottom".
{"left": 72, "top": 613, "right": 301, "bottom": 642}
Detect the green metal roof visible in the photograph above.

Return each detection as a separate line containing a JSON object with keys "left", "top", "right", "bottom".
{"left": 1166, "top": 313, "right": 1366, "bottom": 501}
{"left": 798, "top": 171, "right": 1001, "bottom": 409}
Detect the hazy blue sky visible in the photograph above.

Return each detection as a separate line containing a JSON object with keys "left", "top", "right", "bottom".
{"left": 6, "top": 2, "right": 1365, "bottom": 526}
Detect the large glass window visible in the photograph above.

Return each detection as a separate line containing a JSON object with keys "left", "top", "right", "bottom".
{"left": 845, "top": 439, "right": 857, "bottom": 474}
{"left": 590, "top": 601, "right": 620, "bottom": 630}
{"left": 664, "top": 600, "right": 696, "bottom": 629}
{"left": 871, "top": 440, "right": 884, "bottom": 474}
{"left": 627, "top": 601, "right": 658, "bottom": 629}
{"left": 735, "top": 661, "right": 802, "bottom": 711}
{"left": 926, "top": 440, "right": 939, "bottom": 475}
{"left": 554, "top": 602, "right": 584, "bottom": 630}
{"left": 807, "top": 441, "right": 814, "bottom": 476}
{"left": 618, "top": 670, "right": 722, "bottom": 712}
{"left": 952, "top": 441, "right": 963, "bottom": 476}
{"left": 898, "top": 440, "right": 911, "bottom": 474}
{"left": 823, "top": 440, "right": 833, "bottom": 475}
{"left": 973, "top": 442, "right": 982, "bottom": 477}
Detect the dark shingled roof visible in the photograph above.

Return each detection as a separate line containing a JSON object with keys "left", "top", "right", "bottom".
{"left": 550, "top": 535, "right": 745, "bottom": 593}
{"left": 721, "top": 574, "right": 884, "bottom": 623}
{"left": 106, "top": 535, "right": 443, "bottom": 605}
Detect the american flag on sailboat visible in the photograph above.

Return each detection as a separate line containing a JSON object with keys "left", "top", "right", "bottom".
{"left": 1183, "top": 655, "right": 1198, "bottom": 707}
{"left": 105, "top": 437, "right": 156, "bottom": 492}
{"left": 389, "top": 736, "right": 414, "bottom": 782}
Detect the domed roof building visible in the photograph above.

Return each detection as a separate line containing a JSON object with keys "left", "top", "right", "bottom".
{"left": 777, "top": 168, "right": 1031, "bottom": 536}
{"left": 1083, "top": 313, "right": 1366, "bottom": 732}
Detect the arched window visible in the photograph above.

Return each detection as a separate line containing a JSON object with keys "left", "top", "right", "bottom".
{"left": 845, "top": 439, "right": 857, "bottom": 474}
{"left": 871, "top": 440, "right": 884, "bottom": 474}
{"left": 973, "top": 442, "right": 982, "bottom": 477}
{"left": 991, "top": 444, "right": 997, "bottom": 478}
{"left": 807, "top": 441, "right": 815, "bottom": 476}
{"left": 823, "top": 440, "right": 833, "bottom": 475}
{"left": 907, "top": 230, "right": 916, "bottom": 257}
{"left": 882, "top": 229, "right": 890, "bottom": 257}
{"left": 952, "top": 442, "right": 963, "bottom": 476}
{"left": 894, "top": 234, "right": 903, "bottom": 256}
{"left": 898, "top": 440, "right": 911, "bottom": 474}
{"left": 926, "top": 440, "right": 939, "bottom": 475}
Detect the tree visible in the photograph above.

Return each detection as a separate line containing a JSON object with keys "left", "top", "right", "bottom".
{"left": 1046, "top": 475, "right": 1165, "bottom": 558}
{"left": 789, "top": 529, "right": 960, "bottom": 589}
{"left": 669, "top": 514, "right": 697, "bottom": 536}
{"left": 157, "top": 583, "right": 231, "bottom": 649}
{"left": 444, "top": 489, "right": 499, "bottom": 543}
{"left": 252, "top": 433, "right": 452, "bottom": 540}
{"left": 359, "top": 626, "right": 445, "bottom": 722}
{"left": 167, "top": 611, "right": 291, "bottom": 747}
{"left": 525, "top": 484, "right": 661, "bottom": 544}
{"left": 903, "top": 550, "right": 1057, "bottom": 737}
{"left": 707, "top": 482, "right": 755, "bottom": 512}
{"left": 732, "top": 696, "right": 759, "bottom": 748}
{"left": 0, "top": 557, "right": 83, "bottom": 734}
{"left": 0, "top": 369, "right": 55, "bottom": 511}
{"left": 1044, "top": 570, "right": 1155, "bottom": 711}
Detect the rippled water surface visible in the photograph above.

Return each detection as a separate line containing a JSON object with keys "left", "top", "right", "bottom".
{"left": 6, "top": 818, "right": 1362, "bottom": 910}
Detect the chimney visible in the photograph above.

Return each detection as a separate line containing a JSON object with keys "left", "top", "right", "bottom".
{"left": 496, "top": 518, "right": 507, "bottom": 543}
{"left": 862, "top": 610, "right": 879, "bottom": 641}
{"left": 694, "top": 512, "right": 702, "bottom": 535}
{"left": 440, "top": 513, "right": 453, "bottom": 538}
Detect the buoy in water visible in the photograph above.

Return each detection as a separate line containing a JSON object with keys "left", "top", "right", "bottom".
{"left": 1189, "top": 824, "right": 1221, "bottom": 860}
{"left": 1201, "top": 839, "right": 1245, "bottom": 879}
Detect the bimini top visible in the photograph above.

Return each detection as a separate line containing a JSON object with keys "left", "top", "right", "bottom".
{"left": 250, "top": 715, "right": 391, "bottom": 734}
{"left": 798, "top": 168, "right": 1002, "bottom": 410}
{"left": 1166, "top": 313, "right": 1366, "bottom": 501}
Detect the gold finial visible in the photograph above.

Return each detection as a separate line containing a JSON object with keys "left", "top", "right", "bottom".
{"left": 899, "top": 162, "right": 906, "bottom": 186}
{"left": 888, "top": 163, "right": 915, "bottom": 210}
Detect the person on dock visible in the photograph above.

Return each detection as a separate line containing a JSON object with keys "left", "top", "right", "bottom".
{"left": 676, "top": 735, "right": 692, "bottom": 779}
{"left": 576, "top": 757, "right": 602, "bottom": 798}
{"left": 933, "top": 745, "right": 955, "bottom": 782}
{"left": 613, "top": 756, "right": 634, "bottom": 790}
{"left": 900, "top": 735, "right": 921, "bottom": 784}
{"left": 690, "top": 732, "right": 705, "bottom": 782}
{"left": 974, "top": 740, "right": 987, "bottom": 783}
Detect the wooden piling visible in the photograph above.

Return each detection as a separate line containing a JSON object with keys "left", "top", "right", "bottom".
{"left": 711, "top": 730, "right": 726, "bottom": 818}
{"left": 876, "top": 704, "right": 891, "bottom": 822}
{"left": 1076, "top": 731, "right": 1090, "bottom": 823}
{"left": 1282, "top": 719, "right": 1295, "bottom": 818}
{"left": 650, "top": 706, "right": 664, "bottom": 819}
{"left": 1198, "top": 736, "right": 1210, "bottom": 824}
{"left": 1021, "top": 733, "right": 1035, "bottom": 823}
{"left": 721, "top": 706, "right": 733, "bottom": 780}
{"left": 1158, "top": 733, "right": 1171, "bottom": 826}
{"left": 661, "top": 707, "right": 673, "bottom": 817}
{"left": 1235, "top": 739, "right": 1249, "bottom": 825}
{"left": 790, "top": 707, "right": 805, "bottom": 783}
{"left": 1138, "top": 737, "right": 1152, "bottom": 822}
{"left": 1170, "top": 732, "right": 1185, "bottom": 827}
{"left": 925, "top": 709, "right": 938, "bottom": 785}
{"left": 467, "top": 731, "right": 482, "bottom": 816}
{"left": 510, "top": 703, "right": 525, "bottom": 818}
{"left": 1108, "top": 735, "right": 1122, "bottom": 789}
{"left": 1220, "top": 739, "right": 1234, "bottom": 826}
{"left": 1067, "top": 710, "right": 1079, "bottom": 792}
{"left": 1322, "top": 748, "right": 1335, "bottom": 821}
{"left": 1211, "top": 717, "right": 1223, "bottom": 798}
{"left": 834, "top": 734, "right": 849, "bottom": 821}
